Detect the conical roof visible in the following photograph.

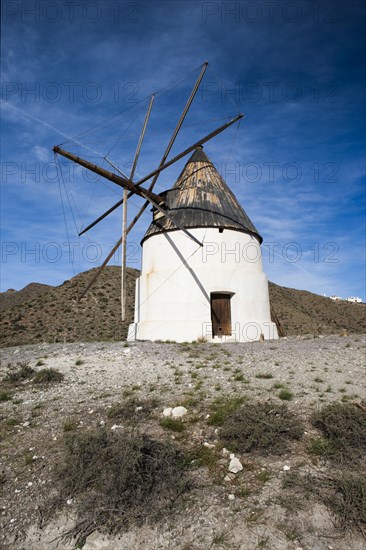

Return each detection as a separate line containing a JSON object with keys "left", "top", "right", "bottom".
{"left": 141, "top": 146, "right": 262, "bottom": 244}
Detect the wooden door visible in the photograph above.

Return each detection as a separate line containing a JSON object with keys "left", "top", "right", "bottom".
{"left": 210, "top": 293, "right": 232, "bottom": 337}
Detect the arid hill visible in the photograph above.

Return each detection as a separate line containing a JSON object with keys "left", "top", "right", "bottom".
{"left": 0, "top": 266, "right": 364, "bottom": 347}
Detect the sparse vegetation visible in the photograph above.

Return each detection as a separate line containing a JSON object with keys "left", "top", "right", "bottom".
{"left": 55, "top": 429, "right": 190, "bottom": 546}
{"left": 322, "top": 474, "right": 366, "bottom": 535}
{"left": 107, "top": 397, "right": 160, "bottom": 421}
{"left": 278, "top": 389, "right": 294, "bottom": 401}
{"left": 160, "top": 417, "right": 185, "bottom": 432}
{"left": 33, "top": 368, "right": 64, "bottom": 384}
{"left": 219, "top": 401, "right": 303, "bottom": 454}
{"left": 0, "top": 390, "right": 12, "bottom": 402}
{"left": 310, "top": 402, "right": 366, "bottom": 463}
{"left": 3, "top": 362, "right": 35, "bottom": 384}
{"left": 207, "top": 396, "right": 246, "bottom": 426}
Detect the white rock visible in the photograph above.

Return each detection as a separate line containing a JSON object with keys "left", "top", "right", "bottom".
{"left": 123, "top": 348, "right": 131, "bottom": 354}
{"left": 283, "top": 465, "right": 291, "bottom": 471}
{"left": 228, "top": 457, "right": 243, "bottom": 474}
{"left": 224, "top": 474, "right": 235, "bottom": 482}
{"left": 203, "top": 442, "right": 215, "bottom": 448}
{"left": 27, "top": 482, "right": 33, "bottom": 487}
{"left": 99, "top": 420, "right": 105, "bottom": 426}
{"left": 228, "top": 494, "right": 235, "bottom": 501}
{"left": 110, "top": 424, "right": 123, "bottom": 431}
{"left": 162, "top": 407, "right": 172, "bottom": 417}
{"left": 171, "top": 406, "right": 188, "bottom": 418}
{"left": 221, "top": 447, "right": 230, "bottom": 456}
{"left": 10, "top": 518, "right": 16, "bottom": 523}
{"left": 67, "top": 499, "right": 73, "bottom": 505}
{"left": 135, "top": 406, "right": 143, "bottom": 412}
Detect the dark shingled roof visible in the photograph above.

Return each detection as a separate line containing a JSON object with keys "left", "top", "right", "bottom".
{"left": 141, "top": 146, "right": 262, "bottom": 244}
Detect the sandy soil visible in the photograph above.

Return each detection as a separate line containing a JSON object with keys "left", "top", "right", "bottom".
{"left": 0, "top": 334, "right": 365, "bottom": 550}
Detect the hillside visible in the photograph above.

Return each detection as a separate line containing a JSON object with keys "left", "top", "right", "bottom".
{"left": 0, "top": 267, "right": 365, "bottom": 347}
{"left": 268, "top": 282, "right": 366, "bottom": 336}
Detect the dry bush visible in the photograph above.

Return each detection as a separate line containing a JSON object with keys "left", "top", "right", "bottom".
{"left": 282, "top": 471, "right": 366, "bottom": 538}
{"left": 107, "top": 397, "right": 160, "bottom": 422}
{"left": 56, "top": 429, "right": 190, "bottom": 546}
{"left": 220, "top": 401, "right": 304, "bottom": 454}
{"left": 310, "top": 402, "right": 366, "bottom": 463}
{"left": 32, "top": 368, "right": 64, "bottom": 384}
{"left": 3, "top": 362, "right": 35, "bottom": 384}
{"left": 322, "top": 474, "right": 366, "bottom": 537}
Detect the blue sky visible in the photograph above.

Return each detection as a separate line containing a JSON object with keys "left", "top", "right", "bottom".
{"left": 1, "top": 0, "right": 365, "bottom": 300}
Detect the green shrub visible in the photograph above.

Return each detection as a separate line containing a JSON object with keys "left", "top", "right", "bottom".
{"left": 207, "top": 396, "right": 246, "bottom": 426}
{"left": 278, "top": 389, "right": 294, "bottom": 401}
{"left": 160, "top": 418, "right": 185, "bottom": 432}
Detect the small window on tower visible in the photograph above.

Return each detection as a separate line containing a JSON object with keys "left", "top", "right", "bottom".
{"left": 219, "top": 228, "right": 224, "bottom": 233}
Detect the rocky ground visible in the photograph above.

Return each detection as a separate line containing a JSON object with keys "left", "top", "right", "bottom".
{"left": 0, "top": 334, "right": 365, "bottom": 550}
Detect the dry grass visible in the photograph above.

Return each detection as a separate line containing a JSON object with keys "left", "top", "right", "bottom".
{"left": 3, "top": 362, "right": 35, "bottom": 384}
{"left": 107, "top": 397, "right": 160, "bottom": 422}
{"left": 322, "top": 474, "right": 366, "bottom": 536}
{"left": 310, "top": 402, "right": 366, "bottom": 463}
{"left": 220, "top": 401, "right": 304, "bottom": 454}
{"left": 53, "top": 429, "right": 191, "bottom": 547}
{"left": 32, "top": 368, "right": 64, "bottom": 384}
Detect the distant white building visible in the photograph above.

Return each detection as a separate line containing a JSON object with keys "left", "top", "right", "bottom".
{"left": 329, "top": 296, "right": 342, "bottom": 301}
{"left": 346, "top": 296, "right": 362, "bottom": 303}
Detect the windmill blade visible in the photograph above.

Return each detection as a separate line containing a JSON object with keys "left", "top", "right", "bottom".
{"left": 79, "top": 64, "right": 207, "bottom": 237}
{"left": 130, "top": 94, "right": 155, "bottom": 180}
{"left": 78, "top": 237, "right": 122, "bottom": 300}
{"left": 147, "top": 62, "right": 208, "bottom": 192}
{"left": 145, "top": 196, "right": 203, "bottom": 247}
{"left": 79, "top": 95, "right": 156, "bottom": 304}
{"left": 124, "top": 62, "right": 208, "bottom": 236}
{"left": 77, "top": 113, "right": 244, "bottom": 236}
{"left": 122, "top": 95, "right": 154, "bottom": 320}
{"left": 53, "top": 146, "right": 164, "bottom": 205}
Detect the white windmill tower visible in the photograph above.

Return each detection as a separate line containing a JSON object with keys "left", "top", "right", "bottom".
{"left": 128, "top": 146, "right": 278, "bottom": 343}
{"left": 53, "top": 62, "right": 278, "bottom": 342}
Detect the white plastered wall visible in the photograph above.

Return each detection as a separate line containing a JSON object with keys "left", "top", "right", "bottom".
{"left": 128, "top": 227, "right": 278, "bottom": 342}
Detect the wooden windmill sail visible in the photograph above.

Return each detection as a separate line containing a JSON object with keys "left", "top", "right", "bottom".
{"left": 53, "top": 62, "right": 244, "bottom": 315}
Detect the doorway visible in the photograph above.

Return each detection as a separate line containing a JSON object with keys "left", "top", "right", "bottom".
{"left": 210, "top": 293, "right": 232, "bottom": 337}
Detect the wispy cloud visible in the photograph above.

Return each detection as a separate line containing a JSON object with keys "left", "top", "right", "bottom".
{"left": 1, "top": 0, "right": 365, "bottom": 301}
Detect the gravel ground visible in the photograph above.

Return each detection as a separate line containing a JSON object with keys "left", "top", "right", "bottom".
{"left": 0, "top": 334, "right": 365, "bottom": 550}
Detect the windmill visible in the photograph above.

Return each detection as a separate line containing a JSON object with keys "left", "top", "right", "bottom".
{"left": 53, "top": 62, "right": 279, "bottom": 342}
